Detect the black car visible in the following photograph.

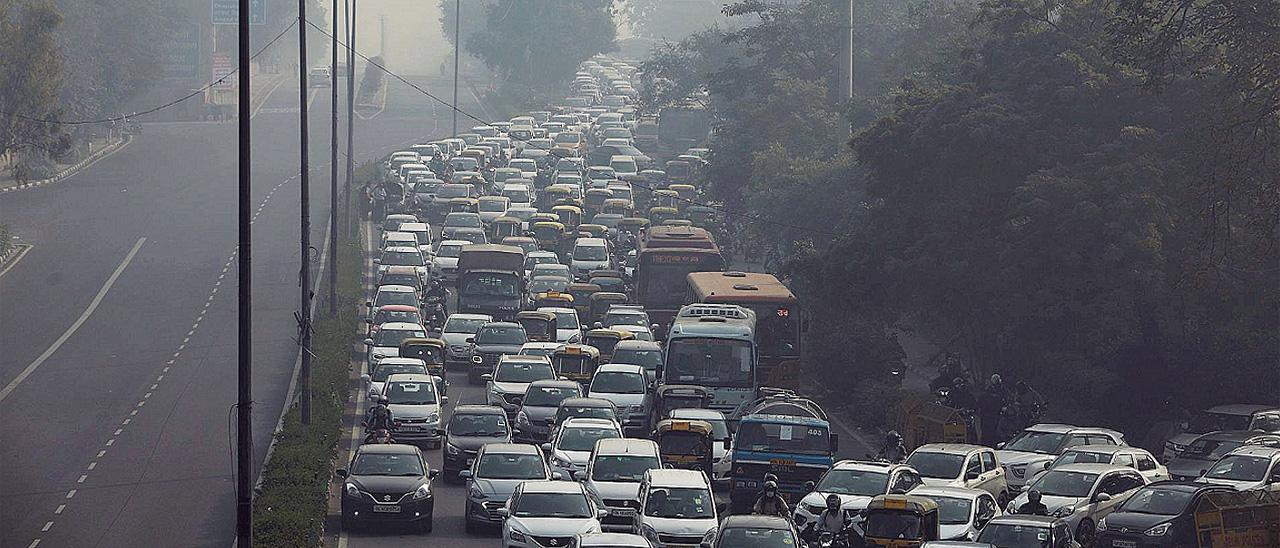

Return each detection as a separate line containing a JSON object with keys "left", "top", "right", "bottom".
{"left": 438, "top": 405, "right": 511, "bottom": 481}
{"left": 513, "top": 380, "right": 584, "bottom": 443}
{"left": 703, "top": 514, "right": 802, "bottom": 548}
{"left": 467, "top": 321, "right": 528, "bottom": 384}
{"left": 338, "top": 444, "right": 438, "bottom": 533}
{"left": 1095, "top": 481, "right": 1233, "bottom": 547}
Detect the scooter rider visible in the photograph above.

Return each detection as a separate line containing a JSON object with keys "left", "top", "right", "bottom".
{"left": 752, "top": 480, "right": 790, "bottom": 518}
{"left": 424, "top": 278, "right": 448, "bottom": 316}
{"left": 877, "top": 430, "right": 907, "bottom": 463}
{"left": 364, "top": 398, "right": 394, "bottom": 442}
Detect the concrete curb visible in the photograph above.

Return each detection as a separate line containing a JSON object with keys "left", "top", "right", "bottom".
{"left": 0, "top": 134, "right": 133, "bottom": 194}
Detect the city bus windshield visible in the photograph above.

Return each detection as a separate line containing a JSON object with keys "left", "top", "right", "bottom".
{"left": 665, "top": 338, "right": 753, "bottom": 387}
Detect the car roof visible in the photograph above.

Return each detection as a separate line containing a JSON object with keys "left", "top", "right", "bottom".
{"left": 537, "top": 306, "right": 577, "bottom": 315}
{"left": 438, "top": 239, "right": 470, "bottom": 247}
{"left": 614, "top": 340, "right": 661, "bottom": 351}
{"left": 913, "top": 444, "right": 991, "bottom": 455}
{"left": 447, "top": 313, "right": 492, "bottom": 321}
{"left": 1026, "top": 423, "right": 1125, "bottom": 437}
{"left": 377, "top": 285, "right": 416, "bottom": 292}
{"left": 669, "top": 408, "right": 726, "bottom": 421}
{"left": 595, "top": 363, "right": 644, "bottom": 374}
{"left": 384, "top": 373, "right": 435, "bottom": 383}
{"left": 378, "top": 322, "right": 425, "bottom": 331}
{"left": 520, "top": 480, "right": 584, "bottom": 494}
{"left": 987, "top": 514, "right": 1061, "bottom": 527}
{"left": 1142, "top": 480, "right": 1234, "bottom": 493}
{"left": 1194, "top": 430, "right": 1280, "bottom": 442}
{"left": 1051, "top": 463, "right": 1134, "bottom": 475}
{"left": 720, "top": 514, "right": 792, "bottom": 530}
{"left": 482, "top": 321, "right": 521, "bottom": 328}
{"left": 1225, "top": 445, "right": 1280, "bottom": 458}
{"left": 741, "top": 413, "right": 828, "bottom": 427}
{"left": 560, "top": 397, "right": 616, "bottom": 408}
{"left": 529, "top": 379, "right": 581, "bottom": 389}
{"left": 499, "top": 354, "right": 552, "bottom": 364}
{"left": 482, "top": 443, "right": 541, "bottom": 455}
{"left": 1063, "top": 444, "right": 1138, "bottom": 455}
{"left": 910, "top": 486, "right": 989, "bottom": 500}
{"left": 452, "top": 404, "right": 506, "bottom": 415}
{"left": 831, "top": 460, "right": 910, "bottom": 473}
{"left": 355, "top": 443, "right": 419, "bottom": 455}
{"left": 576, "top": 238, "right": 607, "bottom": 246}
{"left": 374, "top": 357, "right": 426, "bottom": 366}
{"left": 375, "top": 304, "right": 418, "bottom": 311}
{"left": 383, "top": 246, "right": 420, "bottom": 253}
{"left": 645, "top": 468, "right": 710, "bottom": 488}
{"left": 594, "top": 437, "right": 658, "bottom": 455}
{"left": 563, "top": 417, "right": 621, "bottom": 429}
{"left": 1205, "top": 404, "right": 1275, "bottom": 415}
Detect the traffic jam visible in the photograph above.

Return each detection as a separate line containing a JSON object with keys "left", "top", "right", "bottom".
{"left": 345, "top": 56, "right": 1280, "bottom": 548}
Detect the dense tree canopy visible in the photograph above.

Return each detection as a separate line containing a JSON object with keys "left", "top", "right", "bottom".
{"left": 0, "top": 1, "right": 70, "bottom": 168}
{"left": 465, "top": 0, "right": 618, "bottom": 94}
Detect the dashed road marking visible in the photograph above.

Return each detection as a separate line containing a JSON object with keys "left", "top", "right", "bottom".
{"left": 55, "top": 504, "right": 65, "bottom": 514}
{"left": 41, "top": 522, "right": 51, "bottom": 533}
{"left": 76, "top": 475, "right": 86, "bottom": 484}
{"left": 87, "top": 462, "right": 97, "bottom": 470}
{"left": 65, "top": 490, "right": 75, "bottom": 499}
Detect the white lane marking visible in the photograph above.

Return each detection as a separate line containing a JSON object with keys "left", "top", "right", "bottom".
{"left": 0, "top": 238, "right": 146, "bottom": 404}
{"left": 87, "top": 462, "right": 96, "bottom": 470}
{"left": 55, "top": 504, "right": 65, "bottom": 514}
{"left": 113, "top": 428, "right": 123, "bottom": 436}
{"left": 0, "top": 244, "right": 33, "bottom": 278}
{"left": 96, "top": 450, "right": 106, "bottom": 458}
{"left": 65, "top": 490, "right": 75, "bottom": 499}
{"left": 41, "top": 522, "right": 51, "bottom": 532}
{"left": 105, "top": 439, "right": 115, "bottom": 446}
{"left": 27, "top": 539, "right": 40, "bottom": 548}
{"left": 250, "top": 78, "right": 288, "bottom": 119}
{"left": 76, "top": 475, "right": 86, "bottom": 484}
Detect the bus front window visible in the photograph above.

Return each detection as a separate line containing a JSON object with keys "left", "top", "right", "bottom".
{"left": 665, "top": 338, "right": 753, "bottom": 387}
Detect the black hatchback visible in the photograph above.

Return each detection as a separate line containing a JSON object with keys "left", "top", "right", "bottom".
{"left": 1094, "top": 481, "right": 1233, "bottom": 548}
{"left": 437, "top": 405, "right": 511, "bottom": 482}
{"left": 337, "top": 444, "right": 439, "bottom": 533}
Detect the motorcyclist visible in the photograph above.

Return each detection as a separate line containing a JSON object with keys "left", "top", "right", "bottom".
{"left": 877, "top": 431, "right": 907, "bottom": 463}
{"left": 1016, "top": 490, "right": 1049, "bottom": 516}
{"left": 424, "top": 278, "right": 448, "bottom": 316}
{"left": 816, "top": 493, "right": 850, "bottom": 534}
{"left": 947, "top": 376, "right": 978, "bottom": 411}
{"left": 751, "top": 480, "right": 790, "bottom": 518}
{"left": 365, "top": 398, "right": 394, "bottom": 436}
{"left": 979, "top": 374, "right": 1009, "bottom": 446}
{"left": 930, "top": 354, "right": 967, "bottom": 392}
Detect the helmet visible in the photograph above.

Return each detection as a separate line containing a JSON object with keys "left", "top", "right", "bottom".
{"left": 1028, "top": 489, "right": 1042, "bottom": 502}
{"left": 887, "top": 430, "right": 902, "bottom": 444}
{"left": 826, "top": 494, "right": 841, "bottom": 511}
{"left": 990, "top": 373, "right": 1003, "bottom": 385}
{"left": 763, "top": 480, "right": 778, "bottom": 494}
{"left": 763, "top": 473, "right": 779, "bottom": 484}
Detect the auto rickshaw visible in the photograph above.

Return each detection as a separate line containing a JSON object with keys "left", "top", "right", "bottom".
{"left": 601, "top": 198, "right": 633, "bottom": 217}
{"left": 552, "top": 204, "right": 583, "bottom": 230}
{"left": 861, "top": 495, "right": 940, "bottom": 548}
{"left": 515, "top": 310, "right": 556, "bottom": 342}
{"left": 501, "top": 236, "right": 539, "bottom": 255}
{"left": 668, "top": 184, "right": 696, "bottom": 207}
{"left": 648, "top": 206, "right": 680, "bottom": 225}
{"left": 686, "top": 205, "right": 716, "bottom": 228}
{"left": 531, "top": 221, "right": 567, "bottom": 252}
{"left": 529, "top": 212, "right": 559, "bottom": 225}
{"left": 584, "top": 188, "right": 614, "bottom": 216}
{"left": 550, "top": 344, "right": 600, "bottom": 384}
{"left": 588, "top": 292, "right": 629, "bottom": 324}
{"left": 653, "top": 189, "right": 680, "bottom": 209}
{"left": 491, "top": 216, "right": 523, "bottom": 240}
{"left": 398, "top": 338, "right": 449, "bottom": 395}
{"left": 617, "top": 217, "right": 650, "bottom": 237}
{"left": 541, "top": 185, "right": 575, "bottom": 210}
{"left": 567, "top": 283, "right": 601, "bottom": 318}
{"left": 532, "top": 290, "right": 575, "bottom": 310}
{"left": 653, "top": 385, "right": 712, "bottom": 421}
{"left": 577, "top": 223, "right": 607, "bottom": 239}
{"left": 665, "top": 160, "right": 692, "bottom": 184}
{"left": 653, "top": 419, "right": 715, "bottom": 475}
{"left": 661, "top": 219, "right": 693, "bottom": 227}
{"left": 448, "top": 197, "right": 479, "bottom": 214}
{"left": 582, "top": 327, "right": 634, "bottom": 363}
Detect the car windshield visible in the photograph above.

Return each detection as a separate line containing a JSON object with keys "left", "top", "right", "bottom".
{"left": 559, "top": 426, "right": 620, "bottom": 452}
{"left": 461, "top": 274, "right": 519, "bottom": 298}
{"left": 932, "top": 496, "right": 974, "bottom": 525}
{"left": 505, "top": 189, "right": 531, "bottom": 203}
{"left": 1119, "top": 487, "right": 1195, "bottom": 515}
{"left": 1003, "top": 430, "right": 1066, "bottom": 454}
{"left": 643, "top": 487, "right": 714, "bottom": 518}
{"left": 449, "top": 413, "right": 508, "bottom": 437}
{"left": 524, "top": 385, "right": 579, "bottom": 407}
{"left": 1032, "top": 470, "right": 1097, "bottom": 498}
{"left": 558, "top": 406, "right": 615, "bottom": 424}
{"left": 375, "top": 291, "right": 418, "bottom": 307}
{"left": 476, "top": 326, "right": 526, "bottom": 345}
{"left": 906, "top": 452, "right": 966, "bottom": 479}
{"left": 477, "top": 454, "right": 546, "bottom": 480}
{"left": 815, "top": 469, "right": 888, "bottom": 496}
{"left": 1051, "top": 450, "right": 1113, "bottom": 467}
{"left": 1204, "top": 455, "right": 1270, "bottom": 481}
{"left": 384, "top": 381, "right": 438, "bottom": 405}
{"left": 350, "top": 453, "right": 424, "bottom": 476}
{"left": 380, "top": 274, "right": 419, "bottom": 287}
{"left": 479, "top": 200, "right": 507, "bottom": 213}
{"left": 455, "top": 230, "right": 487, "bottom": 244}
{"left": 371, "top": 363, "right": 427, "bottom": 382}
{"left": 612, "top": 348, "right": 661, "bottom": 371}
{"left": 977, "top": 523, "right": 1053, "bottom": 547}
{"left": 444, "top": 317, "right": 487, "bottom": 334}
{"left": 1183, "top": 438, "right": 1245, "bottom": 460}
{"left": 604, "top": 313, "right": 647, "bottom": 327}
{"left": 437, "top": 244, "right": 463, "bottom": 258}
{"left": 592, "top": 455, "right": 659, "bottom": 482}
{"left": 590, "top": 371, "right": 646, "bottom": 394}
{"left": 718, "top": 527, "right": 797, "bottom": 548}
{"left": 445, "top": 214, "right": 481, "bottom": 228}
{"left": 574, "top": 245, "right": 608, "bottom": 261}
{"left": 554, "top": 133, "right": 582, "bottom": 145}
{"left": 437, "top": 184, "right": 470, "bottom": 198}
{"left": 495, "top": 362, "right": 554, "bottom": 383}
{"left": 1188, "top": 412, "right": 1253, "bottom": 433}
{"left": 381, "top": 250, "right": 423, "bottom": 266}
{"left": 374, "top": 328, "right": 427, "bottom": 346}
{"left": 551, "top": 312, "right": 578, "bottom": 329}
{"left": 513, "top": 492, "right": 592, "bottom": 518}
{"left": 529, "top": 278, "right": 569, "bottom": 293}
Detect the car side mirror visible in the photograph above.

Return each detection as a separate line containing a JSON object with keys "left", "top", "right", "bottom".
{"left": 596, "top": 508, "right": 609, "bottom": 520}
{"left": 804, "top": 481, "right": 816, "bottom": 493}
{"left": 551, "top": 471, "right": 565, "bottom": 481}
{"left": 372, "top": 258, "right": 381, "bottom": 264}
{"left": 966, "top": 469, "right": 981, "bottom": 481}
{"left": 364, "top": 318, "right": 373, "bottom": 325}
{"left": 335, "top": 469, "right": 348, "bottom": 478}
{"left": 996, "top": 442, "right": 1006, "bottom": 449}
{"left": 481, "top": 373, "right": 493, "bottom": 381}
{"left": 360, "top": 374, "right": 371, "bottom": 384}
{"left": 1041, "top": 461, "right": 1052, "bottom": 471}
{"left": 541, "top": 443, "right": 553, "bottom": 454}
{"left": 440, "top": 395, "right": 449, "bottom": 405}
{"left": 1093, "top": 493, "right": 1112, "bottom": 503}
{"left": 495, "top": 507, "right": 509, "bottom": 518}
{"left": 466, "top": 337, "right": 475, "bottom": 344}
{"left": 428, "top": 469, "right": 439, "bottom": 479}
{"left": 458, "top": 470, "right": 473, "bottom": 480}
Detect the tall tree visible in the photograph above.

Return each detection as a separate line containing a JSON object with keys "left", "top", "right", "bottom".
{"left": 0, "top": 0, "right": 70, "bottom": 171}
{"left": 465, "top": 0, "right": 618, "bottom": 93}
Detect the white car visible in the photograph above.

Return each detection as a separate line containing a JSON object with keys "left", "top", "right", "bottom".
{"left": 380, "top": 373, "right": 448, "bottom": 447}
{"left": 381, "top": 230, "right": 418, "bottom": 252}
{"left": 361, "top": 357, "right": 428, "bottom": 401}
{"left": 587, "top": 364, "right": 651, "bottom": 436}
{"left": 1025, "top": 444, "right": 1168, "bottom": 486}
{"left": 524, "top": 251, "right": 561, "bottom": 279}
{"left": 376, "top": 245, "right": 428, "bottom": 279}
{"left": 501, "top": 480, "right": 606, "bottom": 547}
{"left": 363, "top": 321, "right": 427, "bottom": 370}
{"left": 503, "top": 183, "right": 535, "bottom": 209}
{"left": 485, "top": 355, "right": 556, "bottom": 415}
{"left": 372, "top": 284, "right": 420, "bottom": 310}
{"left": 584, "top": 438, "right": 662, "bottom": 532}
{"left": 910, "top": 486, "right": 1002, "bottom": 542}
{"left": 996, "top": 423, "right": 1127, "bottom": 491}
{"left": 906, "top": 444, "right": 1011, "bottom": 506}
{"left": 792, "top": 461, "right": 923, "bottom": 534}
{"left": 478, "top": 195, "right": 511, "bottom": 224}
{"left": 508, "top": 158, "right": 538, "bottom": 179}
{"left": 518, "top": 341, "right": 563, "bottom": 358}
{"left": 633, "top": 469, "right": 718, "bottom": 548}
{"left": 542, "top": 417, "right": 622, "bottom": 477}
{"left": 537, "top": 306, "right": 583, "bottom": 343}
{"left": 431, "top": 240, "right": 469, "bottom": 282}
{"left": 1007, "top": 463, "right": 1146, "bottom": 545}
{"left": 571, "top": 238, "right": 613, "bottom": 279}
{"left": 1197, "top": 445, "right": 1280, "bottom": 493}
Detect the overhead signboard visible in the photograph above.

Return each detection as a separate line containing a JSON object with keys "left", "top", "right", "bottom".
{"left": 159, "top": 24, "right": 201, "bottom": 79}
{"left": 212, "top": 0, "right": 266, "bottom": 26}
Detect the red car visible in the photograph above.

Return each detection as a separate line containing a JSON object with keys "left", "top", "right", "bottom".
{"left": 369, "top": 305, "right": 422, "bottom": 336}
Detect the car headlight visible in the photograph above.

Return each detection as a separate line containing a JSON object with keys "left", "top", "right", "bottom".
{"left": 426, "top": 412, "right": 440, "bottom": 424}
{"left": 517, "top": 411, "right": 530, "bottom": 425}
{"left": 413, "top": 483, "right": 432, "bottom": 500}
{"left": 1053, "top": 505, "right": 1076, "bottom": 518}
{"left": 469, "top": 485, "right": 486, "bottom": 499}
{"left": 552, "top": 455, "right": 572, "bottom": 468}
{"left": 1097, "top": 517, "right": 1108, "bottom": 531}
{"left": 345, "top": 483, "right": 361, "bottom": 498}
{"left": 1144, "top": 522, "right": 1171, "bottom": 537}
{"left": 509, "top": 529, "right": 526, "bottom": 542}
{"left": 446, "top": 443, "right": 461, "bottom": 456}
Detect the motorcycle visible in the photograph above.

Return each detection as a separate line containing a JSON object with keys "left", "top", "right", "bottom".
{"left": 363, "top": 428, "right": 396, "bottom": 444}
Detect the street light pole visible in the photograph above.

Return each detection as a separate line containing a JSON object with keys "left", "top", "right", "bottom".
{"left": 298, "top": 0, "right": 313, "bottom": 425}
{"left": 235, "top": 0, "right": 254, "bottom": 544}
{"left": 345, "top": 0, "right": 357, "bottom": 232}
{"left": 329, "top": 0, "right": 340, "bottom": 316}
{"left": 452, "top": 0, "right": 460, "bottom": 136}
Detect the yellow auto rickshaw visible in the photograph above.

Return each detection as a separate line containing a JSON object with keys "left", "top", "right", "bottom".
{"left": 398, "top": 338, "right": 449, "bottom": 394}
{"left": 584, "top": 188, "right": 614, "bottom": 216}
{"left": 649, "top": 206, "right": 680, "bottom": 225}
{"left": 668, "top": 184, "right": 696, "bottom": 207}
{"left": 532, "top": 290, "right": 575, "bottom": 310}
{"left": 602, "top": 198, "right": 633, "bottom": 217}
{"left": 661, "top": 219, "right": 693, "bottom": 227}
{"left": 542, "top": 185, "right": 575, "bottom": 210}
{"left": 654, "top": 419, "right": 715, "bottom": 475}
{"left": 515, "top": 310, "right": 557, "bottom": 342}
{"left": 588, "top": 292, "right": 629, "bottom": 324}
{"left": 862, "top": 495, "right": 940, "bottom": 548}
{"left": 567, "top": 283, "right": 601, "bottom": 318}
{"left": 552, "top": 204, "right": 583, "bottom": 230}
{"left": 582, "top": 327, "right": 634, "bottom": 363}
{"left": 531, "top": 221, "right": 567, "bottom": 252}
{"left": 617, "top": 217, "right": 650, "bottom": 237}
{"left": 448, "top": 197, "right": 479, "bottom": 214}
{"left": 653, "top": 189, "right": 680, "bottom": 209}
{"left": 550, "top": 344, "right": 600, "bottom": 384}
{"left": 577, "top": 223, "right": 607, "bottom": 239}
{"left": 491, "top": 216, "right": 523, "bottom": 240}
{"left": 529, "top": 212, "right": 559, "bottom": 225}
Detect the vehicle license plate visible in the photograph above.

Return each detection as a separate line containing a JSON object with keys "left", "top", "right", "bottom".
{"left": 611, "top": 508, "right": 636, "bottom": 516}
{"left": 1112, "top": 541, "right": 1136, "bottom": 548}
{"left": 373, "top": 504, "right": 400, "bottom": 513}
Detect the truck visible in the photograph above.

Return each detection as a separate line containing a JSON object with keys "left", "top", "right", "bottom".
{"left": 727, "top": 413, "right": 838, "bottom": 514}
{"left": 456, "top": 244, "right": 525, "bottom": 321}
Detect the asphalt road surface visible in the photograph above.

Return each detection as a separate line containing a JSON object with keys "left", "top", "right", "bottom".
{"left": 0, "top": 65, "right": 481, "bottom": 548}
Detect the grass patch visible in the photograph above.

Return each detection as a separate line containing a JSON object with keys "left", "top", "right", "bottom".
{"left": 252, "top": 185, "right": 366, "bottom": 546}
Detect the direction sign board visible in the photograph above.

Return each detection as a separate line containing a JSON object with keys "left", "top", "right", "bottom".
{"left": 159, "top": 23, "right": 201, "bottom": 79}
{"left": 212, "top": 0, "right": 265, "bottom": 26}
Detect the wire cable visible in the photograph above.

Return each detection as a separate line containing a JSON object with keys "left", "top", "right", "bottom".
{"left": 1, "top": 20, "right": 298, "bottom": 126}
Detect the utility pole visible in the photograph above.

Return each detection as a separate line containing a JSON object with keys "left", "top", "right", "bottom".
{"left": 379, "top": 14, "right": 386, "bottom": 58}
{"left": 452, "top": 0, "right": 460, "bottom": 136}
{"left": 345, "top": 0, "right": 357, "bottom": 232}
{"left": 835, "top": 0, "right": 853, "bottom": 101}
{"left": 235, "top": 0, "right": 254, "bottom": 544}
{"left": 329, "top": 0, "right": 339, "bottom": 316}
{"left": 298, "top": 0, "right": 313, "bottom": 425}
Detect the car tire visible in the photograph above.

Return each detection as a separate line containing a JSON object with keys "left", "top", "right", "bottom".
{"left": 1076, "top": 519, "right": 1095, "bottom": 547}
